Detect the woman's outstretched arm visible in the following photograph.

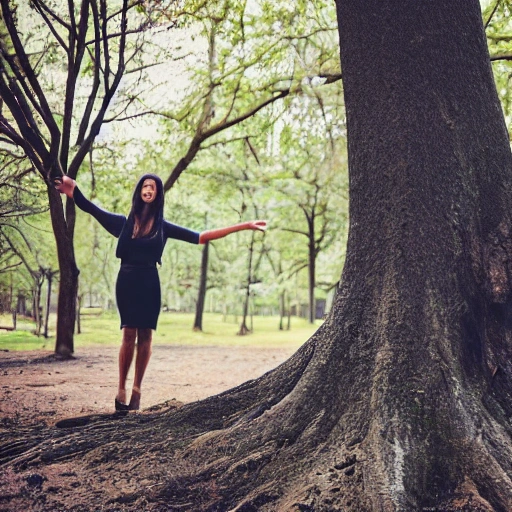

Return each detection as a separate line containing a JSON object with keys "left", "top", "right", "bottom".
{"left": 199, "top": 220, "right": 267, "bottom": 244}
{"left": 55, "top": 176, "right": 126, "bottom": 237}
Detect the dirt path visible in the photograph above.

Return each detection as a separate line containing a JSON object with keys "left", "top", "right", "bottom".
{"left": 0, "top": 344, "right": 297, "bottom": 427}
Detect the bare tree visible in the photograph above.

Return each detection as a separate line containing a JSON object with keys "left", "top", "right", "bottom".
{"left": 0, "top": 1, "right": 153, "bottom": 356}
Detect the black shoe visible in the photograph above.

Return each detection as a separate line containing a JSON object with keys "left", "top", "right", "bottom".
{"left": 115, "top": 398, "right": 130, "bottom": 411}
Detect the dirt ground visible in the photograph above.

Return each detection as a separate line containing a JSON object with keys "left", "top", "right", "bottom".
{"left": 0, "top": 343, "right": 297, "bottom": 427}
{"left": 0, "top": 344, "right": 301, "bottom": 511}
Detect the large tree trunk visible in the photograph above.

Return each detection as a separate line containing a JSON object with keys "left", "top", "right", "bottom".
{"left": 5, "top": 2, "right": 512, "bottom": 511}
{"left": 322, "top": 0, "right": 512, "bottom": 508}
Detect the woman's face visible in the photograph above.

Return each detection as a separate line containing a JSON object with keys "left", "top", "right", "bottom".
{"left": 140, "top": 179, "right": 157, "bottom": 204}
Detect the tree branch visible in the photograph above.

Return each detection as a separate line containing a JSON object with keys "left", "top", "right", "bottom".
{"left": 0, "top": 131, "right": 22, "bottom": 147}
{"left": 101, "top": 0, "right": 111, "bottom": 92}
{"left": 0, "top": 73, "right": 49, "bottom": 173}
{"left": 484, "top": 0, "right": 502, "bottom": 29}
{"left": 490, "top": 53, "right": 512, "bottom": 61}
{"left": 0, "top": 226, "right": 35, "bottom": 275}
{"left": 85, "top": 27, "right": 148, "bottom": 46}
{"left": 0, "top": 41, "right": 46, "bottom": 122}
{"left": 31, "top": 0, "right": 70, "bottom": 52}
{"left": 0, "top": 122, "right": 27, "bottom": 148}
{"left": 76, "top": 2, "right": 102, "bottom": 145}
{"left": 60, "top": 0, "right": 91, "bottom": 171}
{"left": 105, "top": 0, "right": 144, "bottom": 23}
{"left": 0, "top": 261, "right": 21, "bottom": 273}
{"left": 486, "top": 34, "right": 512, "bottom": 42}
{"left": 281, "top": 227, "right": 308, "bottom": 237}
{"left": 33, "top": 0, "right": 72, "bottom": 30}
{"left": 0, "top": 0, "right": 61, "bottom": 146}
{"left": 163, "top": 89, "right": 290, "bottom": 191}
{"left": 68, "top": 0, "right": 129, "bottom": 178}
{"left": 286, "top": 261, "right": 309, "bottom": 278}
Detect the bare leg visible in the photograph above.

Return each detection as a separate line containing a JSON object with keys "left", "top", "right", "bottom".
{"left": 129, "top": 328, "right": 153, "bottom": 410}
{"left": 117, "top": 327, "right": 136, "bottom": 405}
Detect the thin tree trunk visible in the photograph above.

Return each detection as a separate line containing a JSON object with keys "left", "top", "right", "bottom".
{"left": 193, "top": 241, "right": 209, "bottom": 331}
{"left": 8, "top": 274, "right": 12, "bottom": 324}
{"left": 33, "top": 272, "right": 43, "bottom": 337}
{"left": 43, "top": 270, "right": 54, "bottom": 339}
{"left": 308, "top": 220, "right": 316, "bottom": 324}
{"left": 76, "top": 294, "right": 82, "bottom": 335}
{"left": 238, "top": 232, "right": 255, "bottom": 336}
{"left": 308, "top": 244, "right": 315, "bottom": 323}
{"left": 250, "top": 296, "right": 253, "bottom": 332}
{"left": 284, "top": 291, "right": 292, "bottom": 330}
{"left": 17, "top": 294, "right": 25, "bottom": 316}
{"left": 48, "top": 187, "right": 78, "bottom": 357}
{"left": 279, "top": 290, "right": 285, "bottom": 330}
{"left": 31, "top": 287, "right": 36, "bottom": 322}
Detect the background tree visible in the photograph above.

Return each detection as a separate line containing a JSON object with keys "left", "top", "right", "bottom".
{"left": 0, "top": 1, "right": 159, "bottom": 356}
{"left": 0, "top": 150, "right": 49, "bottom": 327}
{"left": 192, "top": 240, "right": 209, "bottom": 331}
{"left": 145, "top": 0, "right": 341, "bottom": 191}
{"left": 275, "top": 148, "right": 346, "bottom": 322}
{"left": 69, "top": 0, "right": 346, "bottom": 331}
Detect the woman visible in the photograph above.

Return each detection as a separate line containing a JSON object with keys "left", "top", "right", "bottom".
{"left": 56, "top": 174, "right": 266, "bottom": 411}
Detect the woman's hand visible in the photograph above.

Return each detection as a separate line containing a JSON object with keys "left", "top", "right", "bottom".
{"left": 247, "top": 220, "right": 267, "bottom": 232}
{"left": 54, "top": 175, "right": 76, "bottom": 199}
{"left": 199, "top": 220, "right": 268, "bottom": 244}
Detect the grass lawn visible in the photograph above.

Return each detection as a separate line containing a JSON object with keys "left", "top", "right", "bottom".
{"left": 0, "top": 311, "right": 322, "bottom": 351}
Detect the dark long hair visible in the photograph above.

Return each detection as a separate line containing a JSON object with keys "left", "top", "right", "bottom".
{"left": 131, "top": 173, "right": 164, "bottom": 238}
{"left": 116, "top": 174, "right": 165, "bottom": 259}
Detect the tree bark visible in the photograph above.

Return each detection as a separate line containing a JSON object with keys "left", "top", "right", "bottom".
{"left": 279, "top": 290, "right": 285, "bottom": 330}
{"left": 43, "top": 271, "right": 50, "bottom": 339}
{"left": 317, "top": 0, "right": 512, "bottom": 508}
{"left": 5, "top": 2, "right": 512, "bottom": 511}
{"left": 76, "top": 294, "right": 82, "bottom": 335}
{"left": 48, "top": 187, "right": 78, "bottom": 357}
{"left": 43, "top": 269, "right": 56, "bottom": 339}
{"left": 193, "top": 241, "right": 209, "bottom": 331}
{"left": 238, "top": 231, "right": 255, "bottom": 336}
{"left": 33, "top": 272, "right": 43, "bottom": 336}
{"left": 308, "top": 223, "right": 316, "bottom": 323}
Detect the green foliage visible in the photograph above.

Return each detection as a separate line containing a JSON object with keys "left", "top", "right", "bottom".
{"left": 4, "top": 0, "right": 512, "bottom": 335}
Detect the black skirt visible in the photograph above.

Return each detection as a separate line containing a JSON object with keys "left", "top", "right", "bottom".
{"left": 115, "top": 264, "right": 161, "bottom": 330}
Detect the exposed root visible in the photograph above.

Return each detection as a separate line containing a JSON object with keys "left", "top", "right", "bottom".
{"left": 438, "top": 477, "right": 495, "bottom": 512}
